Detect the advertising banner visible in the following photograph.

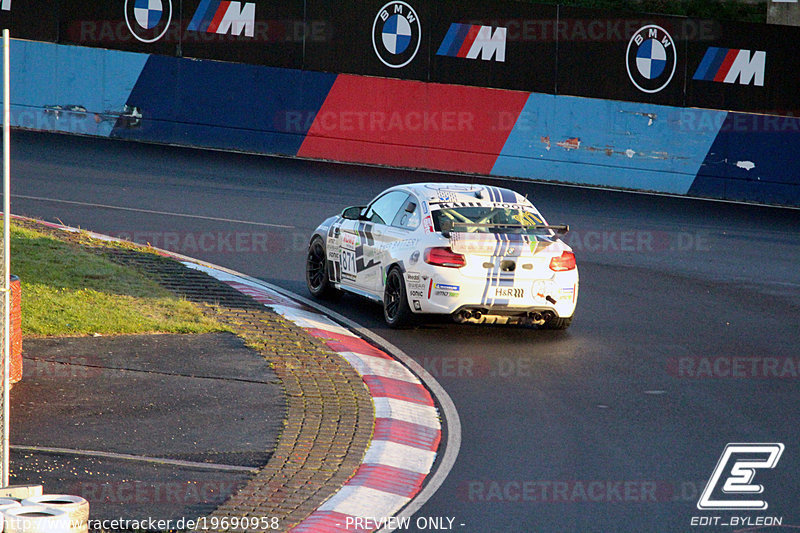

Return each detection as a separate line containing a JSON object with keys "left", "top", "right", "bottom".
{"left": 685, "top": 19, "right": 800, "bottom": 115}
{"left": 0, "top": 0, "right": 58, "bottom": 43}
{"left": 555, "top": 7, "right": 688, "bottom": 107}
{"left": 429, "top": 0, "right": 557, "bottom": 93}
{"left": 304, "top": 0, "right": 431, "bottom": 82}
{"left": 180, "top": 0, "right": 303, "bottom": 68}
{"left": 59, "top": 0, "right": 180, "bottom": 57}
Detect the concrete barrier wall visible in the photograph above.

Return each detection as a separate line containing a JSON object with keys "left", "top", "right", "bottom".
{"left": 3, "top": 39, "right": 799, "bottom": 207}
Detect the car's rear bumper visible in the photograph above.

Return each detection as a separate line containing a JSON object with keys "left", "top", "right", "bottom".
{"left": 405, "top": 268, "right": 579, "bottom": 318}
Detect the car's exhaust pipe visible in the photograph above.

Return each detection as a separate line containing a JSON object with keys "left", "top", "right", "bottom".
{"left": 529, "top": 312, "right": 543, "bottom": 322}
{"left": 473, "top": 311, "right": 482, "bottom": 320}
{"left": 542, "top": 311, "right": 556, "bottom": 322}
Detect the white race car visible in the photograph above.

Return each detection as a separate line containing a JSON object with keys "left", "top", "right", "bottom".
{"left": 306, "top": 183, "right": 578, "bottom": 328}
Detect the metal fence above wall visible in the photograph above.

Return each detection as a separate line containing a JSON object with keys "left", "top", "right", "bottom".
{"left": 0, "top": 0, "right": 797, "bottom": 116}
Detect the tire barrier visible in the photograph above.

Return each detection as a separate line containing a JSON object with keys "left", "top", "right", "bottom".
{"left": 2, "top": 506, "right": 70, "bottom": 533}
{"left": 21, "top": 495, "right": 89, "bottom": 533}
{"left": 0, "top": 495, "right": 21, "bottom": 530}
{"left": 0, "top": 498, "right": 21, "bottom": 508}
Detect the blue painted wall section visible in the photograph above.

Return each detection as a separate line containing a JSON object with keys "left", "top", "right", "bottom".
{"left": 2, "top": 39, "right": 799, "bottom": 207}
{"left": 7, "top": 40, "right": 148, "bottom": 137}
{"left": 690, "top": 113, "right": 800, "bottom": 206}
{"left": 110, "top": 55, "right": 337, "bottom": 156}
{"left": 492, "top": 94, "right": 727, "bottom": 195}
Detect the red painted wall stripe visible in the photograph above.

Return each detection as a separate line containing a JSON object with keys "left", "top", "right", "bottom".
{"left": 297, "top": 75, "right": 529, "bottom": 175}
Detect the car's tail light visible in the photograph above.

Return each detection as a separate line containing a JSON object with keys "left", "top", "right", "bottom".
{"left": 549, "top": 251, "right": 576, "bottom": 272}
{"left": 424, "top": 247, "right": 466, "bottom": 268}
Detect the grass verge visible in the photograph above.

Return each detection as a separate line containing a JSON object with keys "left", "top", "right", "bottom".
{"left": 11, "top": 222, "right": 227, "bottom": 337}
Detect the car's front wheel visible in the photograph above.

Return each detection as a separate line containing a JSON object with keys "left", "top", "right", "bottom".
{"left": 383, "top": 267, "right": 412, "bottom": 328}
{"left": 306, "top": 236, "right": 340, "bottom": 300}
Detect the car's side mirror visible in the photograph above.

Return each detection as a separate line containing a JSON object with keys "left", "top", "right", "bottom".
{"left": 341, "top": 206, "right": 365, "bottom": 220}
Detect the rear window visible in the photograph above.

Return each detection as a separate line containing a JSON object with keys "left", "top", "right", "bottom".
{"left": 432, "top": 206, "right": 550, "bottom": 235}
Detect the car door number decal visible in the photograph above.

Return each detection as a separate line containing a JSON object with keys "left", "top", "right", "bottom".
{"left": 340, "top": 250, "right": 357, "bottom": 276}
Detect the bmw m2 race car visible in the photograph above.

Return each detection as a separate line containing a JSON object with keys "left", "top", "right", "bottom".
{"left": 305, "top": 183, "right": 578, "bottom": 328}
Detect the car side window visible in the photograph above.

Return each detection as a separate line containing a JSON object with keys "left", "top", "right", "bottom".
{"left": 365, "top": 191, "right": 409, "bottom": 226}
{"left": 391, "top": 197, "right": 420, "bottom": 230}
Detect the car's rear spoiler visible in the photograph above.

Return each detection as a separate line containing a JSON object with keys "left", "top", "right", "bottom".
{"left": 441, "top": 221, "right": 570, "bottom": 236}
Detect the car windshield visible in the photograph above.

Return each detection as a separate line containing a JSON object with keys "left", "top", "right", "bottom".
{"left": 432, "top": 206, "right": 551, "bottom": 235}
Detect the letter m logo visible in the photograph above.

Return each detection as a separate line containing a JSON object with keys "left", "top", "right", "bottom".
{"left": 693, "top": 48, "right": 766, "bottom": 86}
{"left": 188, "top": 1, "right": 256, "bottom": 37}
{"left": 436, "top": 24, "right": 507, "bottom": 62}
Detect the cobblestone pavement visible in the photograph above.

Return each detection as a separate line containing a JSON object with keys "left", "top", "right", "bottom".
{"left": 17, "top": 219, "right": 375, "bottom": 531}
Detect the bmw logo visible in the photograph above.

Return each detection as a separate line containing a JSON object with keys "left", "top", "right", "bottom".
{"left": 626, "top": 25, "right": 676, "bottom": 94}
{"left": 372, "top": 1, "right": 422, "bottom": 69}
{"left": 125, "top": 0, "right": 173, "bottom": 43}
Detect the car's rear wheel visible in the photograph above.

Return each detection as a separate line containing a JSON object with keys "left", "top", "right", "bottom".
{"left": 541, "top": 316, "right": 572, "bottom": 330}
{"left": 384, "top": 267, "right": 412, "bottom": 328}
{"left": 306, "top": 237, "right": 340, "bottom": 299}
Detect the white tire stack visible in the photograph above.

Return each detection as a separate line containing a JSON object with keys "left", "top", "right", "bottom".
{"left": 3, "top": 506, "right": 69, "bottom": 533}
{"left": 0, "top": 499, "right": 21, "bottom": 533}
{"left": 20, "top": 495, "right": 89, "bottom": 533}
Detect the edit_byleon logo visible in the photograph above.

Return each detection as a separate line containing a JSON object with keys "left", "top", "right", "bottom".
{"left": 626, "top": 25, "right": 676, "bottom": 94}
{"left": 698, "top": 443, "right": 784, "bottom": 511}
{"left": 372, "top": 1, "right": 422, "bottom": 68}
{"left": 125, "top": 0, "right": 173, "bottom": 43}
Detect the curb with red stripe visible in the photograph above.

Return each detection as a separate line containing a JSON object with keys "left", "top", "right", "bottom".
{"left": 185, "top": 264, "right": 442, "bottom": 532}
{"left": 19, "top": 216, "right": 452, "bottom": 532}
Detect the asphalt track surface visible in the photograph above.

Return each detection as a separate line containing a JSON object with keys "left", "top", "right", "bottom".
{"left": 9, "top": 131, "right": 800, "bottom": 532}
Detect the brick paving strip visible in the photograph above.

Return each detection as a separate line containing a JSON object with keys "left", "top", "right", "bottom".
{"left": 14, "top": 217, "right": 446, "bottom": 533}
{"left": 13, "top": 218, "right": 374, "bottom": 529}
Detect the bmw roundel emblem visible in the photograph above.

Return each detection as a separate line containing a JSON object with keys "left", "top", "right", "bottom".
{"left": 125, "top": 0, "right": 173, "bottom": 43}
{"left": 372, "top": 1, "right": 422, "bottom": 69}
{"left": 626, "top": 25, "right": 676, "bottom": 94}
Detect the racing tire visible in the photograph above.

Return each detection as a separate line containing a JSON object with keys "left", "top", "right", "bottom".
{"left": 306, "top": 236, "right": 341, "bottom": 300}
{"left": 22, "top": 495, "right": 89, "bottom": 532}
{"left": 0, "top": 498, "right": 20, "bottom": 510}
{"left": 3, "top": 506, "right": 70, "bottom": 533}
{"left": 383, "top": 268, "right": 413, "bottom": 328}
{"left": 541, "top": 316, "right": 572, "bottom": 330}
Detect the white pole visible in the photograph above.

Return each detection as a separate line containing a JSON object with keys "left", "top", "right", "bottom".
{"left": 2, "top": 28, "right": 10, "bottom": 488}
